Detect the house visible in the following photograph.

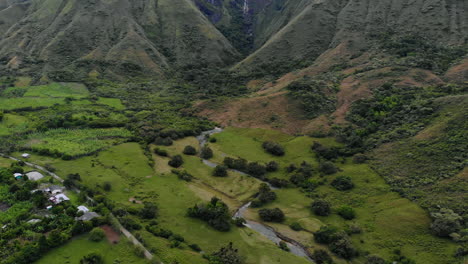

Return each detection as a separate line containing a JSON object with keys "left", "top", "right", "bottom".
{"left": 77, "top": 205, "right": 90, "bottom": 213}
{"left": 76, "top": 212, "right": 100, "bottom": 221}
{"left": 13, "top": 173, "right": 23, "bottom": 180}
{"left": 21, "top": 153, "right": 30, "bottom": 158}
{"left": 44, "top": 185, "right": 65, "bottom": 195}
{"left": 26, "top": 171, "right": 44, "bottom": 181}
{"left": 49, "top": 193, "right": 70, "bottom": 204}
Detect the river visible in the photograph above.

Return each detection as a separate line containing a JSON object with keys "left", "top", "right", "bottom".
{"left": 197, "top": 128, "right": 314, "bottom": 262}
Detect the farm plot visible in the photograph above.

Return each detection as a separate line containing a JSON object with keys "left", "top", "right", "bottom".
{"left": 22, "top": 128, "right": 133, "bottom": 158}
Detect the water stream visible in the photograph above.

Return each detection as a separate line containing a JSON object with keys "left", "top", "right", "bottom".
{"left": 197, "top": 128, "right": 314, "bottom": 262}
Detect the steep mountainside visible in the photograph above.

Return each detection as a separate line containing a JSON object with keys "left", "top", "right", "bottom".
{"left": 0, "top": 0, "right": 238, "bottom": 78}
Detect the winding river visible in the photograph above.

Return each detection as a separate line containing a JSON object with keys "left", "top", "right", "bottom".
{"left": 197, "top": 128, "right": 314, "bottom": 262}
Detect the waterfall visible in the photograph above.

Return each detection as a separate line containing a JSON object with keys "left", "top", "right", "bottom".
{"left": 243, "top": 0, "right": 249, "bottom": 15}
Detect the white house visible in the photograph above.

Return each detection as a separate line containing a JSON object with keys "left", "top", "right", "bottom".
{"left": 21, "top": 153, "right": 31, "bottom": 158}
{"left": 77, "top": 205, "right": 90, "bottom": 213}
{"left": 44, "top": 185, "right": 65, "bottom": 195}
{"left": 26, "top": 171, "right": 44, "bottom": 181}
{"left": 50, "top": 193, "right": 70, "bottom": 204}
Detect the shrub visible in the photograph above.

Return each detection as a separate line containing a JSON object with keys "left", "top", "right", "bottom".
{"left": 154, "top": 148, "right": 168, "bottom": 157}
{"left": 262, "top": 141, "right": 285, "bottom": 156}
{"left": 319, "top": 161, "right": 338, "bottom": 175}
{"left": 140, "top": 202, "right": 158, "bottom": 219}
{"left": 247, "top": 162, "right": 266, "bottom": 178}
{"left": 266, "top": 161, "right": 279, "bottom": 172}
{"left": 430, "top": 208, "right": 462, "bottom": 237}
{"left": 88, "top": 228, "right": 105, "bottom": 242}
{"left": 103, "top": 182, "right": 112, "bottom": 191}
{"left": 366, "top": 255, "right": 386, "bottom": 264}
{"left": 331, "top": 176, "right": 354, "bottom": 191}
{"left": 172, "top": 169, "right": 193, "bottom": 181}
{"left": 329, "top": 233, "right": 357, "bottom": 259}
{"left": 311, "top": 199, "right": 331, "bottom": 216}
{"left": 314, "top": 226, "right": 338, "bottom": 244}
{"left": 183, "top": 145, "right": 197, "bottom": 155}
{"left": 168, "top": 155, "right": 183, "bottom": 168}
{"left": 187, "top": 197, "right": 231, "bottom": 231}
{"left": 258, "top": 208, "right": 285, "bottom": 222}
{"left": 233, "top": 217, "right": 246, "bottom": 227}
{"left": 353, "top": 153, "right": 368, "bottom": 164}
{"left": 312, "top": 249, "right": 332, "bottom": 264}
{"left": 200, "top": 146, "right": 213, "bottom": 159}
{"left": 209, "top": 137, "right": 217, "bottom": 143}
{"left": 337, "top": 206, "right": 356, "bottom": 220}
{"left": 80, "top": 253, "right": 104, "bottom": 264}
{"left": 268, "top": 177, "right": 289, "bottom": 188}
{"left": 189, "top": 244, "right": 202, "bottom": 252}
{"left": 289, "top": 222, "right": 303, "bottom": 231}
{"left": 154, "top": 137, "right": 173, "bottom": 146}
{"left": 213, "top": 165, "right": 228, "bottom": 177}
{"left": 279, "top": 241, "right": 289, "bottom": 251}
{"left": 207, "top": 242, "right": 244, "bottom": 264}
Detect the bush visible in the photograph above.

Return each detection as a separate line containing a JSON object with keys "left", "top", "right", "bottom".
{"left": 213, "top": 165, "right": 228, "bottom": 177}
{"left": 103, "top": 182, "right": 112, "bottom": 191}
{"left": 189, "top": 244, "right": 202, "bottom": 252}
{"left": 183, "top": 145, "right": 197, "bottom": 155}
{"left": 233, "top": 217, "right": 246, "bottom": 227}
{"left": 247, "top": 162, "right": 266, "bottom": 178}
{"left": 331, "top": 176, "right": 354, "bottom": 191}
{"left": 207, "top": 242, "right": 244, "bottom": 264}
{"left": 172, "top": 169, "right": 193, "bottom": 181}
{"left": 430, "top": 208, "right": 462, "bottom": 237}
{"left": 140, "top": 202, "right": 158, "bottom": 219}
{"left": 88, "top": 228, "right": 105, "bottom": 242}
{"left": 266, "top": 161, "right": 279, "bottom": 172}
{"left": 187, "top": 197, "right": 231, "bottom": 231}
{"left": 312, "top": 249, "right": 332, "bottom": 264}
{"left": 366, "top": 255, "right": 386, "bottom": 264}
{"left": 329, "top": 233, "right": 357, "bottom": 259}
{"left": 262, "top": 141, "right": 285, "bottom": 156}
{"left": 353, "top": 153, "right": 368, "bottom": 164}
{"left": 154, "top": 148, "right": 168, "bottom": 157}
{"left": 337, "top": 206, "right": 356, "bottom": 220}
{"left": 319, "top": 161, "right": 338, "bottom": 175}
{"left": 268, "top": 177, "right": 289, "bottom": 188}
{"left": 200, "top": 146, "right": 213, "bottom": 159}
{"left": 314, "top": 226, "right": 338, "bottom": 244}
{"left": 311, "top": 199, "right": 331, "bottom": 216}
{"left": 289, "top": 222, "right": 303, "bottom": 231}
{"left": 154, "top": 137, "right": 173, "bottom": 146}
{"left": 258, "top": 208, "right": 285, "bottom": 222}
{"left": 279, "top": 241, "right": 289, "bottom": 251}
{"left": 168, "top": 155, "right": 183, "bottom": 168}
{"left": 80, "top": 253, "right": 104, "bottom": 264}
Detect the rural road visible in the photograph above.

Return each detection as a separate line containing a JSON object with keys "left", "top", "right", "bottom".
{"left": 0, "top": 153, "right": 158, "bottom": 262}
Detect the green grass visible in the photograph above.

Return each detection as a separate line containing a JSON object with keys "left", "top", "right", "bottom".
{"left": 23, "top": 128, "right": 133, "bottom": 157}
{"left": 22, "top": 82, "right": 89, "bottom": 98}
{"left": 210, "top": 127, "right": 459, "bottom": 264}
{"left": 35, "top": 234, "right": 147, "bottom": 264}
{"left": 0, "top": 97, "right": 65, "bottom": 110}
{"left": 97, "top": 97, "right": 125, "bottom": 109}
{"left": 0, "top": 114, "right": 32, "bottom": 136}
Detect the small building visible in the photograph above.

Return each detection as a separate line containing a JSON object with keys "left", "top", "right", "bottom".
{"left": 49, "top": 193, "right": 70, "bottom": 204}
{"left": 44, "top": 185, "right": 65, "bottom": 195}
{"left": 77, "top": 205, "right": 90, "bottom": 213}
{"left": 21, "top": 153, "right": 31, "bottom": 158}
{"left": 76, "top": 212, "right": 100, "bottom": 221}
{"left": 46, "top": 205, "right": 53, "bottom": 210}
{"left": 26, "top": 171, "right": 44, "bottom": 181}
{"left": 13, "top": 173, "right": 23, "bottom": 180}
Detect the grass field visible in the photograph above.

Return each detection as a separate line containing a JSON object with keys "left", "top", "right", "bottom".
{"left": 0, "top": 97, "right": 65, "bottom": 110}
{"left": 35, "top": 234, "right": 147, "bottom": 264}
{"left": 208, "top": 127, "right": 459, "bottom": 264}
{"left": 0, "top": 114, "right": 32, "bottom": 136}
{"left": 23, "top": 128, "right": 133, "bottom": 157}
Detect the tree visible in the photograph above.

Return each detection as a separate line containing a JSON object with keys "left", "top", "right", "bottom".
{"left": 208, "top": 242, "right": 244, "bottom": 264}
{"left": 331, "top": 176, "right": 354, "bottom": 191}
{"left": 0, "top": 111, "right": 4, "bottom": 122}
{"left": 183, "top": 145, "right": 197, "bottom": 155}
{"left": 314, "top": 226, "right": 338, "bottom": 244}
{"left": 430, "top": 208, "right": 462, "bottom": 237}
{"left": 262, "top": 141, "right": 285, "bottom": 156}
{"left": 247, "top": 162, "right": 266, "bottom": 178}
{"left": 366, "top": 255, "right": 386, "bottom": 264}
{"left": 187, "top": 197, "right": 231, "bottom": 231}
{"left": 329, "top": 233, "right": 357, "bottom": 259}
{"left": 353, "top": 153, "right": 368, "bottom": 164}
{"left": 337, "top": 206, "right": 356, "bottom": 220}
{"left": 140, "top": 202, "right": 158, "bottom": 219}
{"left": 168, "top": 155, "right": 183, "bottom": 168}
{"left": 266, "top": 161, "right": 279, "bottom": 172}
{"left": 201, "top": 146, "right": 214, "bottom": 159}
{"left": 311, "top": 199, "right": 331, "bottom": 216}
{"left": 319, "top": 161, "right": 338, "bottom": 175}
{"left": 103, "top": 182, "right": 112, "bottom": 191}
{"left": 312, "top": 249, "right": 332, "bottom": 264}
{"left": 88, "top": 227, "right": 105, "bottom": 242}
{"left": 213, "top": 165, "right": 228, "bottom": 177}
{"left": 258, "top": 208, "right": 284, "bottom": 222}
{"left": 80, "top": 253, "right": 104, "bottom": 264}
